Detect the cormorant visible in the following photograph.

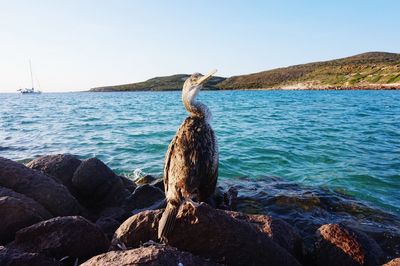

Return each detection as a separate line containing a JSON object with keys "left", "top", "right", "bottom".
{"left": 158, "top": 70, "right": 219, "bottom": 242}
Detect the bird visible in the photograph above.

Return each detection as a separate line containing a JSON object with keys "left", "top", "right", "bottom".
{"left": 158, "top": 70, "right": 219, "bottom": 243}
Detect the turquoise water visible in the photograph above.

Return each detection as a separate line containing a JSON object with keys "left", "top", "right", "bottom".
{"left": 0, "top": 91, "right": 399, "bottom": 214}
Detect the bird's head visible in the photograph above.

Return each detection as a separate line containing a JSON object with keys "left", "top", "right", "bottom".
{"left": 182, "top": 69, "right": 217, "bottom": 104}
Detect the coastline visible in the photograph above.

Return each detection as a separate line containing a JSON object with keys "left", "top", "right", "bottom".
{"left": 87, "top": 85, "right": 400, "bottom": 92}
{"left": 88, "top": 52, "right": 400, "bottom": 93}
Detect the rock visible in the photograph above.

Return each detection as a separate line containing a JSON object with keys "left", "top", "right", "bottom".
{"left": 315, "top": 223, "right": 385, "bottom": 266}
{"left": 96, "top": 217, "right": 121, "bottom": 241}
{"left": 72, "top": 158, "right": 127, "bottom": 207}
{"left": 384, "top": 258, "right": 400, "bottom": 266}
{"left": 120, "top": 176, "right": 136, "bottom": 193}
{"left": 112, "top": 202, "right": 300, "bottom": 266}
{"left": 150, "top": 178, "right": 164, "bottom": 191}
{"left": 0, "top": 246, "right": 58, "bottom": 266}
{"left": 134, "top": 174, "right": 156, "bottom": 186}
{"left": 99, "top": 206, "right": 130, "bottom": 222}
{"left": 0, "top": 196, "right": 49, "bottom": 244}
{"left": 223, "top": 187, "right": 238, "bottom": 210}
{"left": 124, "top": 184, "right": 165, "bottom": 212}
{"left": 226, "top": 211, "right": 303, "bottom": 260}
{"left": 111, "top": 206, "right": 303, "bottom": 260}
{"left": 26, "top": 154, "right": 82, "bottom": 195}
{"left": 0, "top": 157, "right": 81, "bottom": 216}
{"left": 9, "top": 216, "right": 109, "bottom": 262}
{"left": 81, "top": 245, "right": 218, "bottom": 266}
{"left": 0, "top": 187, "right": 52, "bottom": 221}
{"left": 210, "top": 186, "right": 238, "bottom": 210}
{"left": 111, "top": 210, "right": 162, "bottom": 249}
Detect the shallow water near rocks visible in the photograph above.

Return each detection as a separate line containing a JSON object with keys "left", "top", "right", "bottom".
{"left": 219, "top": 176, "right": 400, "bottom": 258}
{"left": 1, "top": 90, "right": 399, "bottom": 218}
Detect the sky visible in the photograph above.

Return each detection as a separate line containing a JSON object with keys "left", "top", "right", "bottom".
{"left": 0, "top": 0, "right": 399, "bottom": 92}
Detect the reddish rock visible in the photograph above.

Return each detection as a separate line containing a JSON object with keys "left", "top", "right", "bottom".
{"left": 227, "top": 211, "right": 303, "bottom": 259}
{"left": 0, "top": 246, "right": 58, "bottom": 266}
{"left": 112, "top": 203, "right": 300, "bottom": 266}
{"left": 72, "top": 158, "right": 127, "bottom": 207}
{"left": 26, "top": 154, "right": 82, "bottom": 195}
{"left": 111, "top": 207, "right": 303, "bottom": 260}
{"left": 315, "top": 223, "right": 384, "bottom": 266}
{"left": 0, "top": 157, "right": 81, "bottom": 216}
{"left": 384, "top": 258, "right": 400, "bottom": 266}
{"left": 81, "top": 245, "right": 218, "bottom": 266}
{"left": 9, "top": 216, "right": 109, "bottom": 262}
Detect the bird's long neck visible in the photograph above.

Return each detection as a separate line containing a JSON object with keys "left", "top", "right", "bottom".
{"left": 183, "top": 97, "right": 211, "bottom": 122}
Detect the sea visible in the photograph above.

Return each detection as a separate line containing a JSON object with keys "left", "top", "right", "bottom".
{"left": 0, "top": 90, "right": 399, "bottom": 219}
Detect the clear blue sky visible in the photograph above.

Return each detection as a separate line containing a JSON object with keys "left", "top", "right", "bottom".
{"left": 1, "top": 0, "right": 399, "bottom": 92}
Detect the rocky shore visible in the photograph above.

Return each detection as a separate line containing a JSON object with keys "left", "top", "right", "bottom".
{"left": 0, "top": 154, "right": 399, "bottom": 265}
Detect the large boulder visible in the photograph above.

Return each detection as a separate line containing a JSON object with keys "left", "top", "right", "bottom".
{"left": 0, "top": 187, "right": 52, "bottom": 220}
{"left": 111, "top": 208, "right": 303, "bottom": 260}
{"left": 72, "top": 158, "right": 127, "bottom": 207}
{"left": 124, "top": 184, "right": 165, "bottom": 212}
{"left": 112, "top": 202, "right": 300, "bottom": 266}
{"left": 111, "top": 210, "right": 162, "bottom": 248}
{"left": 26, "top": 154, "right": 82, "bottom": 195}
{"left": 99, "top": 206, "right": 130, "bottom": 222}
{"left": 81, "top": 245, "right": 218, "bottom": 266}
{"left": 226, "top": 211, "right": 303, "bottom": 260}
{"left": 0, "top": 187, "right": 54, "bottom": 244}
{"left": 96, "top": 217, "right": 121, "bottom": 241}
{"left": 315, "top": 223, "right": 385, "bottom": 266}
{"left": 0, "top": 157, "right": 81, "bottom": 216}
{"left": 0, "top": 246, "right": 58, "bottom": 266}
{"left": 9, "top": 216, "right": 109, "bottom": 262}
{"left": 0, "top": 196, "right": 49, "bottom": 244}
{"left": 120, "top": 176, "right": 137, "bottom": 193}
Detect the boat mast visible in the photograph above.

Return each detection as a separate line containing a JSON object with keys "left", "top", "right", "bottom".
{"left": 29, "top": 59, "right": 34, "bottom": 89}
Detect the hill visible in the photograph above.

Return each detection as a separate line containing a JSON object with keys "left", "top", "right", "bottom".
{"left": 218, "top": 52, "right": 400, "bottom": 90}
{"left": 90, "top": 52, "right": 400, "bottom": 92}
{"left": 90, "top": 74, "right": 226, "bottom": 92}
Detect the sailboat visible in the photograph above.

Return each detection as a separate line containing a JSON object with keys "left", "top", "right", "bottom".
{"left": 18, "top": 60, "right": 42, "bottom": 94}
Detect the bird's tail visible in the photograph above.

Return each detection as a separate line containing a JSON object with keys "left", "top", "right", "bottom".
{"left": 158, "top": 202, "right": 179, "bottom": 243}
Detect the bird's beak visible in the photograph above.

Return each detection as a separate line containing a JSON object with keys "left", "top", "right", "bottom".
{"left": 197, "top": 69, "right": 217, "bottom": 85}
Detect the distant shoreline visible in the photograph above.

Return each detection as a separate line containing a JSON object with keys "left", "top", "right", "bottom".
{"left": 87, "top": 85, "right": 400, "bottom": 92}
{"left": 89, "top": 52, "right": 400, "bottom": 93}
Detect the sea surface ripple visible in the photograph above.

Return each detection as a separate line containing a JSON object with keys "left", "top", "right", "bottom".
{"left": 0, "top": 90, "right": 399, "bottom": 214}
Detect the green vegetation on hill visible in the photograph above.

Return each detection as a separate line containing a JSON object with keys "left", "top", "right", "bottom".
{"left": 218, "top": 52, "right": 400, "bottom": 90}
{"left": 90, "top": 74, "right": 226, "bottom": 92}
{"left": 90, "top": 52, "right": 400, "bottom": 92}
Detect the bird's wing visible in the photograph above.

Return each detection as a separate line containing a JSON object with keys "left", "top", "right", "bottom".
{"left": 203, "top": 127, "right": 219, "bottom": 197}
{"left": 163, "top": 134, "right": 177, "bottom": 194}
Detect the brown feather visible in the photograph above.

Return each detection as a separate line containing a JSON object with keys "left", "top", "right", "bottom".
{"left": 158, "top": 116, "right": 218, "bottom": 240}
{"left": 163, "top": 116, "right": 218, "bottom": 203}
